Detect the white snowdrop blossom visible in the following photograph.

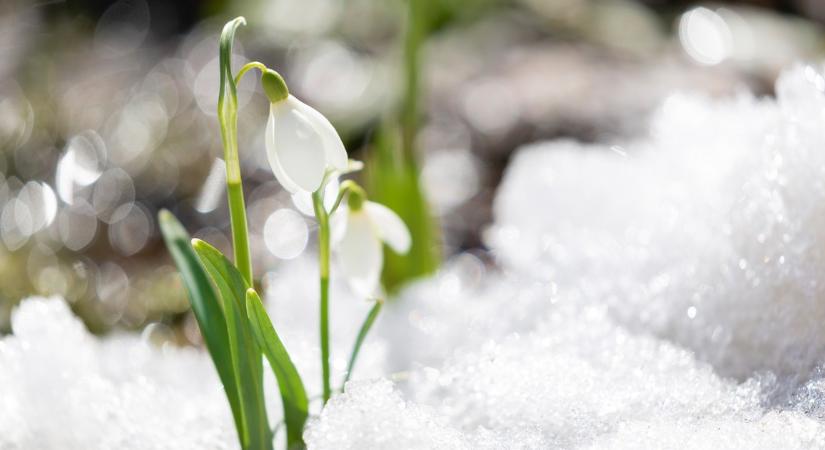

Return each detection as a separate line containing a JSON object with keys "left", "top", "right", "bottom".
{"left": 332, "top": 201, "right": 411, "bottom": 297}
{"left": 265, "top": 95, "right": 348, "bottom": 194}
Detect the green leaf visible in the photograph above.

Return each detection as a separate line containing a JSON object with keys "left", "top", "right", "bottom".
{"left": 365, "top": 124, "right": 441, "bottom": 294}
{"left": 246, "top": 288, "right": 309, "bottom": 450}
{"left": 219, "top": 16, "right": 245, "bottom": 106}
{"left": 218, "top": 16, "right": 245, "bottom": 185}
{"left": 192, "top": 239, "right": 272, "bottom": 450}
{"left": 157, "top": 210, "right": 244, "bottom": 442}
{"left": 343, "top": 300, "right": 383, "bottom": 386}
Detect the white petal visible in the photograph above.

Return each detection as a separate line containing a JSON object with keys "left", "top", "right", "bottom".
{"left": 323, "top": 177, "right": 341, "bottom": 211}
{"left": 265, "top": 107, "right": 302, "bottom": 193}
{"left": 290, "top": 190, "right": 314, "bottom": 216}
{"left": 364, "top": 201, "right": 411, "bottom": 253}
{"left": 336, "top": 211, "right": 382, "bottom": 298}
{"left": 271, "top": 98, "right": 326, "bottom": 192}
{"left": 291, "top": 96, "right": 348, "bottom": 171}
{"left": 330, "top": 206, "right": 348, "bottom": 245}
{"left": 291, "top": 177, "right": 340, "bottom": 216}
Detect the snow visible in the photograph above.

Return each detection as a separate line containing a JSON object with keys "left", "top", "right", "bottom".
{"left": 0, "top": 299, "right": 236, "bottom": 449}
{"left": 488, "top": 64, "right": 825, "bottom": 387}
{"left": 7, "top": 64, "right": 825, "bottom": 448}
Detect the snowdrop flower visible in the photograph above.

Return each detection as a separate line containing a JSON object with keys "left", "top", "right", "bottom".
{"left": 332, "top": 189, "right": 411, "bottom": 297}
{"left": 262, "top": 69, "right": 347, "bottom": 194}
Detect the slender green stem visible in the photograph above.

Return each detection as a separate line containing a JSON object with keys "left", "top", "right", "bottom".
{"left": 219, "top": 90, "right": 252, "bottom": 286}
{"left": 218, "top": 17, "right": 253, "bottom": 286}
{"left": 329, "top": 180, "right": 371, "bottom": 216}
{"left": 234, "top": 61, "right": 267, "bottom": 87}
{"left": 312, "top": 191, "right": 332, "bottom": 404}
{"left": 343, "top": 299, "right": 383, "bottom": 388}
{"left": 328, "top": 180, "right": 355, "bottom": 215}
{"left": 227, "top": 181, "right": 253, "bottom": 286}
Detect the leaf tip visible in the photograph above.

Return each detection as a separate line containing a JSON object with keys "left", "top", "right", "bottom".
{"left": 158, "top": 209, "right": 186, "bottom": 241}
{"left": 158, "top": 209, "right": 179, "bottom": 228}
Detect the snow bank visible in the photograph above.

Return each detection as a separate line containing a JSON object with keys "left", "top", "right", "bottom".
{"left": 489, "top": 65, "right": 825, "bottom": 386}
{"left": 306, "top": 271, "right": 825, "bottom": 449}
{"left": 0, "top": 299, "right": 236, "bottom": 449}
{"left": 7, "top": 64, "right": 825, "bottom": 449}
{"left": 311, "top": 63, "right": 825, "bottom": 447}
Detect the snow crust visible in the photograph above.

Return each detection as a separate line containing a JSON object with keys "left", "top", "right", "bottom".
{"left": 489, "top": 65, "right": 825, "bottom": 386}
{"left": 6, "top": 64, "right": 825, "bottom": 449}
{"left": 0, "top": 299, "right": 236, "bottom": 449}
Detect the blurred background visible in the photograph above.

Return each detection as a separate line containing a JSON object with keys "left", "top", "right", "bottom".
{"left": 1, "top": 0, "right": 823, "bottom": 339}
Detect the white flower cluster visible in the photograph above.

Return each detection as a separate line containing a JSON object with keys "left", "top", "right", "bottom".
{"left": 265, "top": 91, "right": 410, "bottom": 297}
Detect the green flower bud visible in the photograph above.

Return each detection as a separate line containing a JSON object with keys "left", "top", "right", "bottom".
{"left": 261, "top": 69, "right": 289, "bottom": 103}
{"left": 347, "top": 184, "right": 367, "bottom": 211}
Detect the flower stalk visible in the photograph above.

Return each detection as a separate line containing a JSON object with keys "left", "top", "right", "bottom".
{"left": 344, "top": 298, "right": 383, "bottom": 386}
{"left": 234, "top": 61, "right": 266, "bottom": 87}
{"left": 312, "top": 189, "right": 333, "bottom": 404}
{"left": 218, "top": 17, "right": 253, "bottom": 286}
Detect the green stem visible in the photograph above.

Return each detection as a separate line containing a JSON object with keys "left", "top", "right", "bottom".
{"left": 312, "top": 190, "right": 332, "bottom": 404}
{"left": 234, "top": 61, "right": 267, "bottom": 87}
{"left": 343, "top": 299, "right": 383, "bottom": 388}
{"left": 227, "top": 181, "right": 253, "bottom": 286}
{"left": 218, "top": 17, "right": 253, "bottom": 286}
{"left": 328, "top": 180, "right": 357, "bottom": 215}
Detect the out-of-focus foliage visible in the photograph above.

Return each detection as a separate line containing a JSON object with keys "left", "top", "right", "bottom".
{"left": 366, "top": 124, "right": 441, "bottom": 294}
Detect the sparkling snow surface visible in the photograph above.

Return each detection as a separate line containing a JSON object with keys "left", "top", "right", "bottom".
{"left": 7, "top": 65, "right": 825, "bottom": 448}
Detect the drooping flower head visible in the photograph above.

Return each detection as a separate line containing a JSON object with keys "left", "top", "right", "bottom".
{"left": 261, "top": 69, "right": 347, "bottom": 194}
{"left": 332, "top": 187, "right": 411, "bottom": 297}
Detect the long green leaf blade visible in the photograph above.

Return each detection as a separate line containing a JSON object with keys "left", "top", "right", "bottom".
{"left": 157, "top": 210, "right": 244, "bottom": 441}
{"left": 343, "top": 300, "right": 383, "bottom": 386}
{"left": 192, "top": 239, "right": 271, "bottom": 450}
{"left": 245, "top": 288, "right": 309, "bottom": 450}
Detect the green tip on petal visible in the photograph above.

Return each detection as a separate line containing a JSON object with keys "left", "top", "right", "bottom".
{"left": 261, "top": 69, "right": 289, "bottom": 103}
